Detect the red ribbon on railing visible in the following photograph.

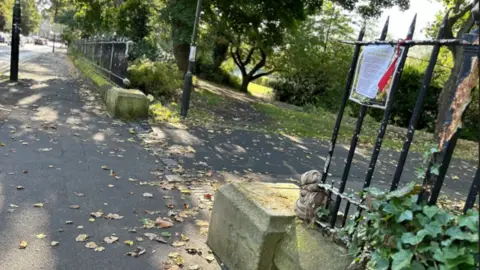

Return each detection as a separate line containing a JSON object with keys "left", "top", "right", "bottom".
{"left": 377, "top": 38, "right": 410, "bottom": 92}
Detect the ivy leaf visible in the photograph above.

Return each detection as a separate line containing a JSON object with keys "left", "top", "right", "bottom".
{"left": 367, "top": 187, "right": 386, "bottom": 199}
{"left": 445, "top": 227, "right": 478, "bottom": 242}
{"left": 458, "top": 214, "right": 478, "bottom": 231}
{"left": 433, "top": 248, "right": 445, "bottom": 263}
{"left": 418, "top": 221, "right": 442, "bottom": 239}
{"left": 422, "top": 205, "right": 439, "bottom": 219}
{"left": 443, "top": 245, "right": 464, "bottom": 260}
{"left": 416, "top": 168, "right": 425, "bottom": 179}
{"left": 434, "top": 212, "right": 453, "bottom": 225}
{"left": 411, "top": 261, "right": 426, "bottom": 270}
{"left": 401, "top": 232, "right": 423, "bottom": 245}
{"left": 374, "top": 256, "right": 389, "bottom": 270}
{"left": 386, "top": 183, "right": 416, "bottom": 199}
{"left": 445, "top": 255, "right": 475, "bottom": 268}
{"left": 391, "top": 249, "right": 413, "bottom": 270}
{"left": 430, "top": 164, "right": 440, "bottom": 175}
{"left": 397, "top": 210, "right": 413, "bottom": 222}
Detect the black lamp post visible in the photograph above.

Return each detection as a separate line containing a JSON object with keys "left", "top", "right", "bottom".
{"left": 180, "top": 0, "right": 203, "bottom": 117}
{"left": 10, "top": 0, "right": 20, "bottom": 82}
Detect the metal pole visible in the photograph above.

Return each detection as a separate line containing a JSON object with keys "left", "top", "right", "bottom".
{"left": 320, "top": 24, "right": 366, "bottom": 184}
{"left": 390, "top": 12, "right": 449, "bottom": 191}
{"left": 180, "top": 0, "right": 203, "bottom": 117}
{"left": 363, "top": 15, "right": 417, "bottom": 189}
{"left": 330, "top": 18, "right": 390, "bottom": 228}
{"left": 109, "top": 43, "right": 115, "bottom": 81}
{"left": 10, "top": 0, "right": 20, "bottom": 82}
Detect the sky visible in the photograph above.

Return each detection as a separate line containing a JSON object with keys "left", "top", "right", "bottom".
{"left": 376, "top": 0, "right": 443, "bottom": 39}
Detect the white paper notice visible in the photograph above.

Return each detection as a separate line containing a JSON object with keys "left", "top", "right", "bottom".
{"left": 189, "top": 46, "right": 197, "bottom": 61}
{"left": 355, "top": 45, "right": 395, "bottom": 98}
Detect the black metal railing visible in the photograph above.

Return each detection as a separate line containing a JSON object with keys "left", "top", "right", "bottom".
{"left": 71, "top": 38, "right": 133, "bottom": 88}
{"left": 317, "top": 11, "right": 480, "bottom": 232}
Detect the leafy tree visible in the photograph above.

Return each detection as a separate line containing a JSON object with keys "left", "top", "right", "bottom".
{"left": 425, "top": 0, "right": 479, "bottom": 141}
{"left": 20, "top": 0, "right": 42, "bottom": 35}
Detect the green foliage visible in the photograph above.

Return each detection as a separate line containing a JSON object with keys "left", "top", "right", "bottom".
{"left": 21, "top": 0, "right": 42, "bottom": 35}
{"left": 342, "top": 183, "right": 479, "bottom": 270}
{"left": 271, "top": 4, "right": 354, "bottom": 109}
{"left": 0, "top": 0, "right": 13, "bottom": 31}
{"left": 117, "top": 0, "right": 153, "bottom": 42}
{"left": 127, "top": 57, "right": 183, "bottom": 99}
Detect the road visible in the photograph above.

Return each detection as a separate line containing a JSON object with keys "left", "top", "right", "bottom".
{"left": 0, "top": 42, "right": 65, "bottom": 71}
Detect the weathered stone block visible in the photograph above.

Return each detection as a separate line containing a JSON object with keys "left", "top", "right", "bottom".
{"left": 105, "top": 88, "right": 149, "bottom": 119}
{"left": 207, "top": 182, "right": 299, "bottom": 270}
{"left": 273, "top": 223, "right": 352, "bottom": 270}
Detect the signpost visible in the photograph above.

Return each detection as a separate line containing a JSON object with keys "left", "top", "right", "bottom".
{"left": 10, "top": 0, "right": 20, "bottom": 82}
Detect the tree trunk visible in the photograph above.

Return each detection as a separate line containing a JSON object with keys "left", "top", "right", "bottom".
{"left": 212, "top": 37, "right": 229, "bottom": 71}
{"left": 240, "top": 75, "right": 251, "bottom": 93}
{"left": 173, "top": 43, "right": 189, "bottom": 73}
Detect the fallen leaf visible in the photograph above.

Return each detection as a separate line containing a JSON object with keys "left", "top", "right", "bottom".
{"left": 172, "top": 166, "right": 184, "bottom": 174}
{"left": 74, "top": 192, "right": 85, "bottom": 197}
{"left": 185, "top": 247, "right": 199, "bottom": 255}
{"left": 167, "top": 203, "right": 175, "bottom": 209}
{"left": 38, "top": 148, "right": 52, "bottom": 152}
{"left": 168, "top": 252, "right": 184, "bottom": 266}
{"left": 75, "top": 234, "right": 88, "bottom": 242}
{"left": 184, "top": 203, "right": 190, "bottom": 209}
{"left": 205, "top": 170, "right": 213, "bottom": 177}
{"left": 156, "top": 218, "right": 173, "bottom": 228}
{"left": 195, "top": 220, "right": 209, "bottom": 227}
{"left": 7, "top": 209, "right": 14, "bottom": 213}
{"left": 143, "top": 193, "right": 153, "bottom": 198}
{"left": 33, "top": 203, "right": 44, "bottom": 207}
{"left": 10, "top": 204, "right": 19, "bottom": 208}
{"left": 19, "top": 240, "right": 28, "bottom": 249}
{"left": 51, "top": 241, "right": 59, "bottom": 246}
{"left": 85, "top": 242, "right": 97, "bottom": 249}
{"left": 162, "top": 232, "right": 172, "bottom": 238}
{"left": 174, "top": 216, "right": 184, "bottom": 223}
{"left": 104, "top": 213, "right": 123, "bottom": 220}
{"left": 178, "top": 186, "right": 191, "bottom": 195}
{"left": 16, "top": 186, "right": 24, "bottom": 190}
{"left": 128, "top": 178, "right": 138, "bottom": 182}
{"left": 108, "top": 184, "right": 114, "bottom": 188}
{"left": 172, "top": 241, "right": 186, "bottom": 247}
{"left": 101, "top": 165, "right": 109, "bottom": 170}
{"left": 187, "top": 265, "right": 200, "bottom": 270}
{"left": 23, "top": 170, "right": 28, "bottom": 174}
{"left": 452, "top": 175, "right": 460, "bottom": 180}
{"left": 167, "top": 266, "right": 180, "bottom": 270}
{"left": 65, "top": 220, "right": 73, "bottom": 224}
{"left": 104, "top": 236, "right": 119, "bottom": 244}
{"left": 0, "top": 143, "right": 5, "bottom": 146}
{"left": 94, "top": 246, "right": 105, "bottom": 252}
{"left": 136, "top": 237, "right": 144, "bottom": 242}
{"left": 110, "top": 170, "right": 116, "bottom": 177}
{"left": 36, "top": 233, "right": 47, "bottom": 239}
{"left": 180, "top": 234, "right": 190, "bottom": 242}
{"left": 90, "top": 211, "right": 103, "bottom": 218}
{"left": 126, "top": 246, "right": 146, "bottom": 257}
{"left": 144, "top": 233, "right": 167, "bottom": 244}
{"left": 77, "top": 225, "right": 84, "bottom": 229}
{"left": 124, "top": 240, "right": 134, "bottom": 246}
{"left": 89, "top": 218, "right": 95, "bottom": 222}
{"left": 70, "top": 205, "right": 80, "bottom": 209}
{"left": 205, "top": 254, "right": 215, "bottom": 263}
{"left": 204, "top": 194, "right": 213, "bottom": 200}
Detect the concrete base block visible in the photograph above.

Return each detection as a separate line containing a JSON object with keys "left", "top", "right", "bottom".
{"left": 207, "top": 182, "right": 299, "bottom": 270}
{"left": 105, "top": 88, "right": 149, "bottom": 119}
{"left": 273, "top": 223, "right": 352, "bottom": 270}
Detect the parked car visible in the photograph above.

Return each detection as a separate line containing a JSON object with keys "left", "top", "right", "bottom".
{"left": 34, "top": 38, "right": 47, "bottom": 45}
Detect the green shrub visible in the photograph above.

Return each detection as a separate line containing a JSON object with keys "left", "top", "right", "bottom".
{"left": 340, "top": 182, "right": 479, "bottom": 270}
{"left": 127, "top": 57, "right": 183, "bottom": 99}
{"left": 270, "top": 70, "right": 331, "bottom": 106}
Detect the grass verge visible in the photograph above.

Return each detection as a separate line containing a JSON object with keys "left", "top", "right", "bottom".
{"left": 68, "top": 52, "right": 113, "bottom": 88}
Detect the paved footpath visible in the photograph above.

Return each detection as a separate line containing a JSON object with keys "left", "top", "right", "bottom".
{"left": 0, "top": 53, "right": 221, "bottom": 270}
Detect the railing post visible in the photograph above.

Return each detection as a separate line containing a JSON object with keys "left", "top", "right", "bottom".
{"left": 109, "top": 42, "right": 115, "bottom": 81}
{"left": 390, "top": 12, "right": 449, "bottom": 191}
{"left": 320, "top": 24, "right": 366, "bottom": 184}
{"left": 363, "top": 15, "right": 417, "bottom": 190}
{"left": 329, "top": 18, "right": 390, "bottom": 228}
